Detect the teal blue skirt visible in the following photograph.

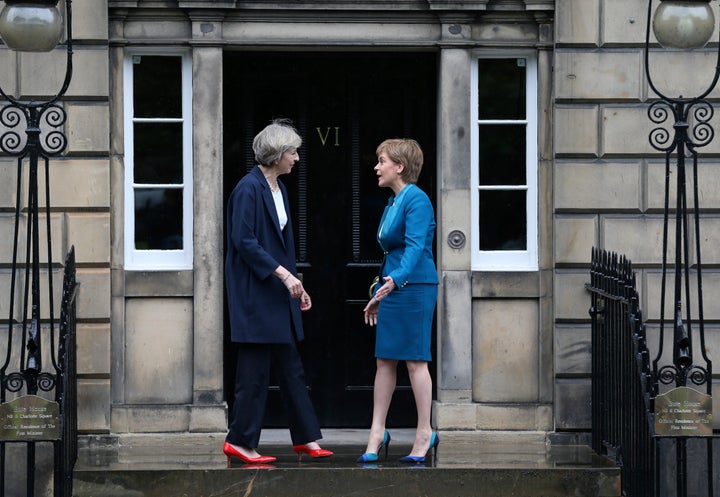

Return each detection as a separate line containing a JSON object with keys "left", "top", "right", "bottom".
{"left": 375, "top": 283, "right": 437, "bottom": 361}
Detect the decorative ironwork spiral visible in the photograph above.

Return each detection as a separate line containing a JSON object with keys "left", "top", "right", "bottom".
{"left": 0, "top": 103, "right": 69, "bottom": 156}
{"left": 648, "top": 100, "right": 675, "bottom": 152}
{"left": 0, "top": 103, "right": 25, "bottom": 128}
{"left": 658, "top": 363, "right": 709, "bottom": 387}
{"left": 4, "top": 372, "right": 27, "bottom": 393}
{"left": 658, "top": 364, "right": 679, "bottom": 385}
{"left": 44, "top": 130, "right": 68, "bottom": 155}
{"left": 37, "top": 372, "right": 57, "bottom": 392}
{"left": 0, "top": 105, "right": 28, "bottom": 155}
{"left": 688, "top": 100, "right": 714, "bottom": 150}
{"left": 688, "top": 366, "right": 709, "bottom": 386}
{"left": 0, "top": 130, "right": 23, "bottom": 155}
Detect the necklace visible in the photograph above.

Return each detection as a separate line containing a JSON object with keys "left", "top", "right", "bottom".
{"left": 258, "top": 165, "right": 280, "bottom": 192}
{"left": 265, "top": 176, "right": 279, "bottom": 192}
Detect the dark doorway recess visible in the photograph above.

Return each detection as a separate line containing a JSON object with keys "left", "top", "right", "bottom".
{"left": 223, "top": 51, "right": 437, "bottom": 427}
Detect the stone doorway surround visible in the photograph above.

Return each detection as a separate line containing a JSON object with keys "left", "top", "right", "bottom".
{"left": 105, "top": 1, "right": 555, "bottom": 436}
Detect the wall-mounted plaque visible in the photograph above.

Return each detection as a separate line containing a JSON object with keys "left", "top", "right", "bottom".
{"left": 0, "top": 395, "right": 60, "bottom": 441}
{"left": 655, "top": 386, "right": 712, "bottom": 437}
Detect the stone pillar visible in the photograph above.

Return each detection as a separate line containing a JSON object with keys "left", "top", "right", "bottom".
{"left": 434, "top": 47, "right": 475, "bottom": 429}
{"left": 189, "top": 12, "right": 227, "bottom": 431}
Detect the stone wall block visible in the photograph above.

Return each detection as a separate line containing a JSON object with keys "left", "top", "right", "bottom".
{"left": 0, "top": 48, "right": 17, "bottom": 95}
{"left": 66, "top": 49, "right": 109, "bottom": 97}
{"left": 473, "top": 299, "right": 539, "bottom": 402}
{"left": 603, "top": 215, "right": 669, "bottom": 264}
{"left": 111, "top": 406, "right": 191, "bottom": 433}
{"left": 554, "top": 106, "right": 599, "bottom": 156}
{"left": 76, "top": 268, "right": 111, "bottom": 319}
{"left": 554, "top": 379, "right": 591, "bottom": 429}
{"left": 189, "top": 406, "right": 228, "bottom": 433}
{"left": 646, "top": 51, "right": 720, "bottom": 100}
{"left": 17, "top": 49, "right": 67, "bottom": 97}
{"left": 554, "top": 215, "right": 598, "bottom": 264}
{"left": 39, "top": 159, "right": 110, "bottom": 209}
{"left": 440, "top": 271, "right": 472, "bottom": 390}
{"left": 645, "top": 270, "right": 720, "bottom": 321}
{"left": 65, "top": 213, "right": 110, "bottom": 264}
{"left": 125, "top": 298, "right": 193, "bottom": 404}
{"left": 646, "top": 161, "right": 720, "bottom": 212}
{"left": 0, "top": 160, "right": 17, "bottom": 209}
{"left": 601, "top": 106, "right": 655, "bottom": 156}
{"left": 476, "top": 404, "right": 551, "bottom": 431}
{"left": 77, "top": 323, "right": 111, "bottom": 376}
{"left": 474, "top": 22, "right": 538, "bottom": 43}
{"left": 4, "top": 213, "right": 64, "bottom": 266}
{"left": 77, "top": 379, "right": 111, "bottom": 432}
{"left": 554, "top": 325, "right": 591, "bottom": 375}
{"left": 439, "top": 49, "right": 471, "bottom": 189}
{"left": 555, "top": 51, "right": 642, "bottom": 100}
{"left": 696, "top": 217, "right": 720, "bottom": 265}
{"left": 18, "top": 48, "right": 107, "bottom": 98}
{"left": 555, "top": 161, "right": 641, "bottom": 211}
{"left": 66, "top": 104, "right": 110, "bottom": 153}
{"left": 555, "top": 0, "right": 599, "bottom": 45}
{"left": 72, "top": 0, "right": 109, "bottom": 41}
{"left": 554, "top": 271, "right": 590, "bottom": 321}
{"left": 439, "top": 188, "right": 470, "bottom": 270}
{"left": 122, "top": 20, "right": 191, "bottom": 40}
{"left": 0, "top": 267, "right": 63, "bottom": 323}
{"left": 600, "top": 0, "right": 646, "bottom": 45}
{"left": 223, "top": 22, "right": 439, "bottom": 45}
{"left": 433, "top": 402, "right": 477, "bottom": 430}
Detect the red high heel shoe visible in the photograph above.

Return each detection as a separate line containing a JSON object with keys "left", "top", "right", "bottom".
{"left": 292, "top": 444, "right": 333, "bottom": 461}
{"left": 223, "top": 442, "right": 276, "bottom": 465}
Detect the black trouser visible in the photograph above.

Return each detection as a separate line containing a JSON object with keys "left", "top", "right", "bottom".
{"left": 226, "top": 341, "right": 322, "bottom": 448}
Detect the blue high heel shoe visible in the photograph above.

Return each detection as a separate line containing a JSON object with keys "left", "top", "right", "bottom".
{"left": 356, "top": 430, "right": 391, "bottom": 463}
{"left": 399, "top": 432, "right": 439, "bottom": 464}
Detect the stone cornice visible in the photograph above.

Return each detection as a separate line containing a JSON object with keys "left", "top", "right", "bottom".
{"left": 110, "top": 0, "right": 554, "bottom": 12}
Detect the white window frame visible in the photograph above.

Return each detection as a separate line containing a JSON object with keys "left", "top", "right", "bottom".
{"left": 470, "top": 53, "right": 538, "bottom": 271}
{"left": 123, "top": 49, "right": 193, "bottom": 270}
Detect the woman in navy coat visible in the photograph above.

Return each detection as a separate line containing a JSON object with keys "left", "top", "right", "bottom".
{"left": 358, "top": 138, "right": 440, "bottom": 465}
{"left": 224, "top": 120, "right": 332, "bottom": 464}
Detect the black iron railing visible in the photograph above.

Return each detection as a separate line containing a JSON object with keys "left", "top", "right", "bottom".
{"left": 587, "top": 247, "right": 715, "bottom": 497}
{"left": 0, "top": 247, "right": 78, "bottom": 497}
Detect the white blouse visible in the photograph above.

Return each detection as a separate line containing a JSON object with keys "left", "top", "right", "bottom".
{"left": 272, "top": 190, "right": 288, "bottom": 230}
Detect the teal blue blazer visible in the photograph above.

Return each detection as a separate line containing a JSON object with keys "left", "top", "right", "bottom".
{"left": 377, "top": 184, "right": 439, "bottom": 288}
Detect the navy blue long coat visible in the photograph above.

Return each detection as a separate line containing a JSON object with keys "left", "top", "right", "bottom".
{"left": 225, "top": 166, "right": 304, "bottom": 343}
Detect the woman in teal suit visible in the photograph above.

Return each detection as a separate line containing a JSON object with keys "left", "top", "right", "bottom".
{"left": 359, "top": 138, "right": 440, "bottom": 464}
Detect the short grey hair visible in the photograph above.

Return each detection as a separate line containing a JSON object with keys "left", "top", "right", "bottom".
{"left": 252, "top": 119, "right": 302, "bottom": 167}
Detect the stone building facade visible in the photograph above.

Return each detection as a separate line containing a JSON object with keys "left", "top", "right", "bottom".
{"left": 0, "top": 0, "right": 717, "bottom": 444}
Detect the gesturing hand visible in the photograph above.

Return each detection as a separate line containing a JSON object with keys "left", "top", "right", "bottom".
{"left": 363, "top": 298, "right": 379, "bottom": 326}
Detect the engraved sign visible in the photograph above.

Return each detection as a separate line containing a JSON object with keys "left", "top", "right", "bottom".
{"left": 0, "top": 395, "right": 60, "bottom": 441}
{"left": 316, "top": 127, "right": 340, "bottom": 146}
{"left": 655, "top": 386, "right": 712, "bottom": 437}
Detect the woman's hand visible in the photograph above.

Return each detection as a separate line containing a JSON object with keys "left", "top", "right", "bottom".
{"left": 374, "top": 276, "right": 396, "bottom": 301}
{"left": 283, "top": 273, "right": 304, "bottom": 299}
{"left": 363, "top": 298, "right": 379, "bottom": 326}
{"left": 300, "top": 291, "right": 312, "bottom": 311}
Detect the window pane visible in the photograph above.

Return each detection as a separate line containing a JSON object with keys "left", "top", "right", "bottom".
{"left": 134, "top": 188, "right": 183, "bottom": 250}
{"left": 134, "top": 122, "right": 183, "bottom": 183}
{"left": 478, "top": 124, "right": 526, "bottom": 185}
{"left": 133, "top": 55, "right": 182, "bottom": 118}
{"left": 478, "top": 58, "right": 526, "bottom": 120}
{"left": 479, "top": 190, "right": 526, "bottom": 250}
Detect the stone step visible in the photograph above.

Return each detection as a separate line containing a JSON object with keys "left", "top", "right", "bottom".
{"left": 71, "top": 430, "right": 621, "bottom": 497}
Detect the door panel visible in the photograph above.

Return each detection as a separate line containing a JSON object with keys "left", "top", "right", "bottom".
{"left": 223, "top": 52, "right": 437, "bottom": 427}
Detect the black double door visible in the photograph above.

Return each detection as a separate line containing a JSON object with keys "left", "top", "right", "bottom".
{"left": 223, "top": 52, "right": 437, "bottom": 427}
